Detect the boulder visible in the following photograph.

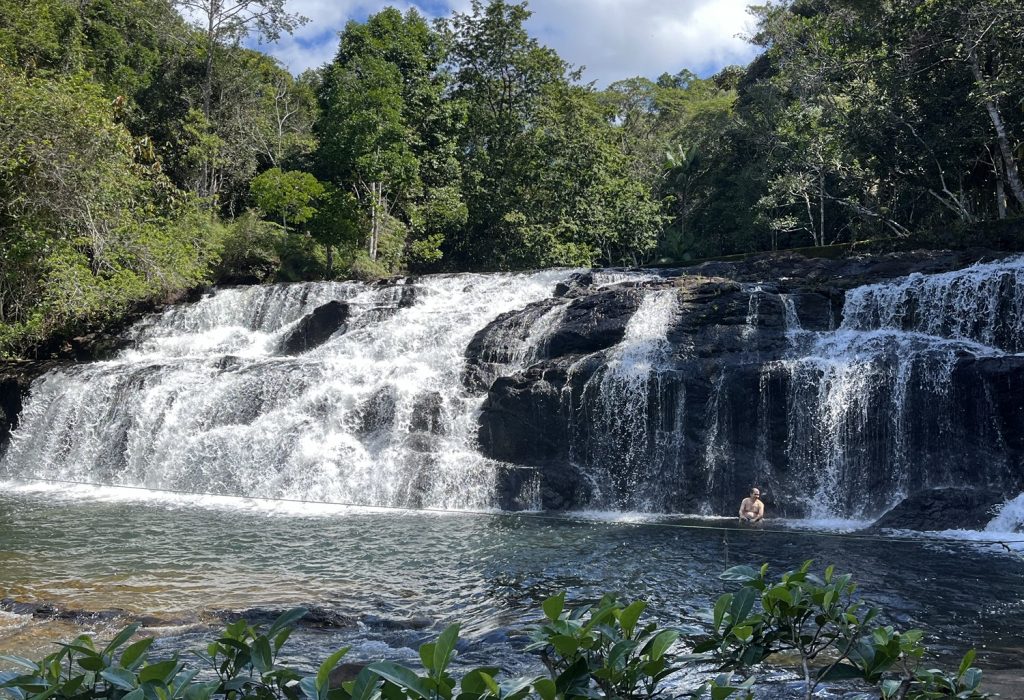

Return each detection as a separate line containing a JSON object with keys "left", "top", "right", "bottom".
{"left": 279, "top": 300, "right": 350, "bottom": 355}
{"left": 409, "top": 391, "right": 445, "bottom": 434}
{"left": 869, "top": 488, "right": 1008, "bottom": 531}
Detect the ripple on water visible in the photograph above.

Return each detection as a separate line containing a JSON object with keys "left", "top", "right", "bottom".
{"left": 0, "top": 489, "right": 1023, "bottom": 677}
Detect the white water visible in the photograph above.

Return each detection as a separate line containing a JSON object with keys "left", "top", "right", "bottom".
{"left": 570, "top": 288, "right": 679, "bottom": 509}
{"left": 779, "top": 257, "right": 1024, "bottom": 518}
{"left": 842, "top": 256, "right": 1024, "bottom": 352}
{"left": 0, "top": 271, "right": 572, "bottom": 510}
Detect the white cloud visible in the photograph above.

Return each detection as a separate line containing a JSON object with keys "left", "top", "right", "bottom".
{"left": 254, "top": 0, "right": 759, "bottom": 82}
{"left": 524, "top": 0, "right": 758, "bottom": 85}
{"left": 253, "top": 0, "right": 442, "bottom": 73}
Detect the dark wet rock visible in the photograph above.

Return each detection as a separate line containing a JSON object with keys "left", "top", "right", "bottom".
{"left": 473, "top": 250, "right": 1024, "bottom": 517}
{"left": 403, "top": 432, "right": 437, "bottom": 454}
{"left": 0, "top": 599, "right": 132, "bottom": 623}
{"left": 544, "top": 288, "right": 642, "bottom": 359}
{"left": 553, "top": 271, "right": 595, "bottom": 298}
{"left": 409, "top": 391, "right": 445, "bottom": 435}
{"left": 280, "top": 300, "right": 350, "bottom": 355}
{"left": 869, "top": 488, "right": 1008, "bottom": 532}
{"left": 215, "top": 355, "right": 244, "bottom": 372}
{"left": 0, "top": 361, "right": 66, "bottom": 456}
{"left": 360, "top": 614, "right": 432, "bottom": 631}
{"left": 463, "top": 288, "right": 640, "bottom": 393}
{"left": 215, "top": 606, "right": 357, "bottom": 629}
{"left": 355, "top": 386, "right": 398, "bottom": 436}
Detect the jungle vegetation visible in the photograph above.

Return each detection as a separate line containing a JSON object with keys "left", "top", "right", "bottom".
{"left": 1, "top": 0, "right": 1022, "bottom": 355}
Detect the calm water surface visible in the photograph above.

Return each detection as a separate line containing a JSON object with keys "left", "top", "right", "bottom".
{"left": 1, "top": 486, "right": 1022, "bottom": 689}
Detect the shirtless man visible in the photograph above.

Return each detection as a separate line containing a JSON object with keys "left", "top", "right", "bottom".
{"left": 739, "top": 488, "right": 764, "bottom": 524}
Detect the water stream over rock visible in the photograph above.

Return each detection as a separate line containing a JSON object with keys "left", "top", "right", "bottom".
{"left": 2, "top": 252, "right": 1023, "bottom": 527}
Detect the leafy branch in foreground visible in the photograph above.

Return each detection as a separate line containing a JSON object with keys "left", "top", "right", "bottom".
{"left": 694, "top": 561, "right": 991, "bottom": 700}
{"left": 0, "top": 562, "right": 992, "bottom": 700}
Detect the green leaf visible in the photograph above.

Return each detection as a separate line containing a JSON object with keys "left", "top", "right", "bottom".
{"left": 100, "top": 668, "right": 137, "bottom": 690}
{"left": 459, "top": 669, "right": 498, "bottom": 696}
{"left": 138, "top": 660, "right": 179, "bottom": 685}
{"left": 479, "top": 672, "right": 499, "bottom": 696}
{"left": 122, "top": 688, "right": 145, "bottom": 700}
{"left": 348, "top": 668, "right": 381, "bottom": 700}
{"left": 183, "top": 681, "right": 219, "bottom": 700}
{"left": 764, "top": 585, "right": 793, "bottom": 607}
{"left": 549, "top": 635, "right": 579, "bottom": 658}
{"left": 103, "top": 626, "right": 141, "bottom": 655}
{"left": 273, "top": 628, "right": 293, "bottom": 654}
{"left": 268, "top": 608, "right": 308, "bottom": 638}
{"left": 300, "top": 676, "right": 319, "bottom": 700}
{"left": 120, "top": 639, "right": 154, "bottom": 671}
{"left": 365, "top": 662, "right": 432, "bottom": 699}
{"left": 713, "top": 594, "right": 731, "bottom": 630}
{"left": 533, "top": 678, "right": 556, "bottom": 700}
{"left": 962, "top": 667, "right": 982, "bottom": 690}
{"left": 77, "top": 657, "right": 106, "bottom": 672}
{"left": 732, "top": 626, "right": 753, "bottom": 643}
{"left": 817, "top": 663, "right": 864, "bottom": 681}
{"left": 432, "top": 625, "right": 460, "bottom": 675}
{"left": 252, "top": 637, "right": 273, "bottom": 674}
{"left": 317, "top": 647, "right": 351, "bottom": 694}
{"left": 542, "top": 593, "right": 564, "bottom": 622}
{"left": 617, "top": 601, "right": 646, "bottom": 637}
{"left": 958, "top": 649, "right": 976, "bottom": 678}
{"left": 418, "top": 643, "right": 435, "bottom": 674}
{"left": 645, "top": 629, "right": 678, "bottom": 661}
{"left": 719, "top": 565, "right": 760, "bottom": 582}
{"left": 0, "top": 657, "right": 38, "bottom": 672}
{"left": 729, "top": 587, "right": 756, "bottom": 626}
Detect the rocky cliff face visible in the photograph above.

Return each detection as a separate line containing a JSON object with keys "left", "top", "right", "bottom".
{"left": 468, "top": 250, "right": 1024, "bottom": 522}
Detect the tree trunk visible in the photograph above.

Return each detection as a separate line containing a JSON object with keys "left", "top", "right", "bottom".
{"left": 326, "top": 245, "right": 334, "bottom": 276}
{"left": 818, "top": 168, "right": 826, "bottom": 247}
{"left": 368, "top": 182, "right": 381, "bottom": 261}
{"left": 970, "top": 51, "right": 1024, "bottom": 209}
{"left": 996, "top": 165, "right": 1007, "bottom": 219}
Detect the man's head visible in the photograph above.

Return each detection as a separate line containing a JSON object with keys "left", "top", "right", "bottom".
{"left": 750, "top": 488, "right": 761, "bottom": 500}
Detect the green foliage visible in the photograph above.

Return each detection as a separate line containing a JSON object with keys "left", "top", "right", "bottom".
{"left": 0, "top": 567, "right": 993, "bottom": 700}
{"left": 0, "top": 66, "right": 221, "bottom": 356}
{"left": 250, "top": 168, "right": 325, "bottom": 229}
{"left": 695, "top": 561, "right": 992, "bottom": 700}
{"left": 216, "top": 210, "right": 285, "bottom": 283}
{"left": 525, "top": 593, "right": 684, "bottom": 699}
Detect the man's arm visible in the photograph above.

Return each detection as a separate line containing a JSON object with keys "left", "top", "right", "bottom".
{"left": 738, "top": 499, "right": 747, "bottom": 518}
{"left": 752, "top": 501, "right": 764, "bottom": 522}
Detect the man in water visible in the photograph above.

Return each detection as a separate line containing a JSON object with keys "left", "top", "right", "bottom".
{"left": 739, "top": 488, "right": 764, "bottom": 524}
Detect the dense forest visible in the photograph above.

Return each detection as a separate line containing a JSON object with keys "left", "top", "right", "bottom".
{"left": 1, "top": 0, "right": 1022, "bottom": 355}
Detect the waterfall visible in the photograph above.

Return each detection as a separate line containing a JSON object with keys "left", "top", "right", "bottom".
{"left": 779, "top": 258, "right": 1024, "bottom": 518}
{"left": 4, "top": 255, "right": 1023, "bottom": 520}
{"left": 842, "top": 257, "right": 1024, "bottom": 352}
{"left": 1, "top": 271, "right": 570, "bottom": 509}
{"left": 567, "top": 288, "right": 679, "bottom": 510}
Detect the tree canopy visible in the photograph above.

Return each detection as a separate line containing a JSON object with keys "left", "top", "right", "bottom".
{"left": 1, "top": 0, "right": 1022, "bottom": 356}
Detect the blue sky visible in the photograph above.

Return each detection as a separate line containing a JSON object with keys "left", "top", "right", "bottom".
{"left": 251, "top": 0, "right": 760, "bottom": 86}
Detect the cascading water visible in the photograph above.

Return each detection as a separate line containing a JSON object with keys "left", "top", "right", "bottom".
{"left": 0, "top": 271, "right": 572, "bottom": 509}
{"left": 566, "top": 288, "right": 680, "bottom": 510}
{"left": 781, "top": 258, "right": 1024, "bottom": 518}
{"left": 4, "top": 255, "right": 1023, "bottom": 521}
